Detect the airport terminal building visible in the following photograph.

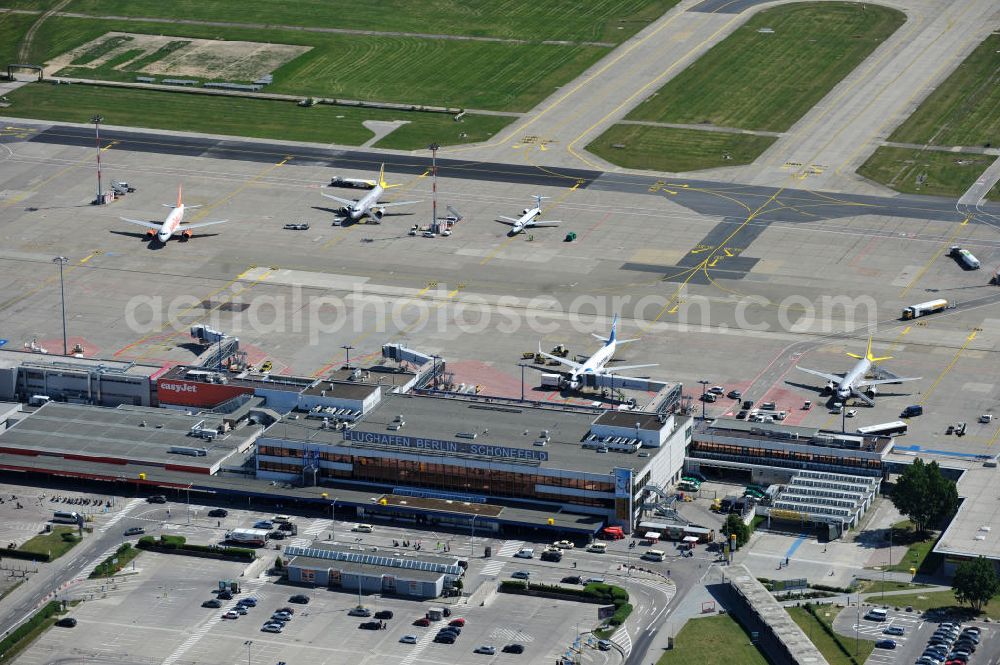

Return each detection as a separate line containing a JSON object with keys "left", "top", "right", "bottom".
{"left": 257, "top": 392, "right": 692, "bottom": 532}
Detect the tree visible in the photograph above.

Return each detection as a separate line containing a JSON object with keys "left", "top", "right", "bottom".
{"left": 890, "top": 458, "right": 959, "bottom": 534}
{"left": 723, "top": 513, "right": 750, "bottom": 548}
{"left": 953, "top": 557, "right": 1000, "bottom": 612}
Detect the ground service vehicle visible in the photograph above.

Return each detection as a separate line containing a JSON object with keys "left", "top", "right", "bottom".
{"left": 950, "top": 246, "right": 981, "bottom": 270}
{"left": 52, "top": 511, "right": 81, "bottom": 523}
{"left": 857, "top": 421, "right": 909, "bottom": 436}
{"left": 642, "top": 549, "right": 666, "bottom": 561}
{"left": 902, "top": 299, "right": 948, "bottom": 319}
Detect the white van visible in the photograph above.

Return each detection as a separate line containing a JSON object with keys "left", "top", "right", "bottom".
{"left": 642, "top": 549, "right": 666, "bottom": 562}
{"left": 352, "top": 523, "right": 374, "bottom": 533}
{"left": 587, "top": 542, "right": 607, "bottom": 554}
{"left": 514, "top": 548, "right": 534, "bottom": 559}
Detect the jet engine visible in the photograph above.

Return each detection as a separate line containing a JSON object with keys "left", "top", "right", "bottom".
{"left": 369, "top": 208, "right": 384, "bottom": 223}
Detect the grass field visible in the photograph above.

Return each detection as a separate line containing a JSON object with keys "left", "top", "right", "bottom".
{"left": 656, "top": 614, "right": 769, "bottom": 665}
{"left": 857, "top": 580, "right": 926, "bottom": 594}
{"left": 588, "top": 124, "right": 777, "bottom": 172}
{"left": 0, "top": 11, "right": 37, "bottom": 66}
{"left": 889, "top": 34, "right": 1000, "bottom": 147}
{"left": 2, "top": 83, "right": 513, "bottom": 150}
{"left": 858, "top": 147, "right": 995, "bottom": 198}
{"left": 788, "top": 606, "right": 875, "bottom": 665}
{"left": 874, "top": 589, "right": 1000, "bottom": 619}
{"left": 626, "top": 2, "right": 905, "bottom": 131}
{"left": 17, "top": 526, "right": 79, "bottom": 560}
{"left": 27, "top": 17, "right": 607, "bottom": 112}
{"left": 55, "top": 0, "right": 680, "bottom": 43}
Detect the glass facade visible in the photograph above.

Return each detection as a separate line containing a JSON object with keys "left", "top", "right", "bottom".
{"left": 257, "top": 445, "right": 615, "bottom": 508}
{"left": 691, "top": 441, "right": 883, "bottom": 475}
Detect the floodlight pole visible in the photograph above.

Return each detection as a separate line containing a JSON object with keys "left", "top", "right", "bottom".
{"left": 91, "top": 115, "right": 103, "bottom": 203}
{"left": 698, "top": 380, "right": 710, "bottom": 421}
{"left": 342, "top": 344, "right": 354, "bottom": 370}
{"left": 429, "top": 143, "right": 439, "bottom": 231}
{"left": 53, "top": 256, "right": 69, "bottom": 355}
{"left": 519, "top": 362, "right": 527, "bottom": 401}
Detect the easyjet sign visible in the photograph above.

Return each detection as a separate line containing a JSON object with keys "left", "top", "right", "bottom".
{"left": 156, "top": 379, "right": 253, "bottom": 407}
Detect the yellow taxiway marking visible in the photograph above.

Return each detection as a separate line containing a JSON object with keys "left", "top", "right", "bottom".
{"left": 898, "top": 217, "right": 970, "bottom": 298}
{"left": 0, "top": 140, "right": 118, "bottom": 209}
{"left": 187, "top": 156, "right": 292, "bottom": 224}
{"left": 919, "top": 329, "right": 978, "bottom": 404}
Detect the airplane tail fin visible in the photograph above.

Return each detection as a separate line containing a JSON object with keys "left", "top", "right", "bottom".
{"left": 378, "top": 163, "right": 402, "bottom": 189}
{"left": 606, "top": 314, "right": 619, "bottom": 346}
{"left": 177, "top": 184, "right": 183, "bottom": 208}
{"left": 849, "top": 337, "right": 892, "bottom": 362}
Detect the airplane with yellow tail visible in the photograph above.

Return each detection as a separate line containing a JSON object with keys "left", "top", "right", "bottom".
{"left": 795, "top": 337, "right": 920, "bottom": 406}
{"left": 321, "top": 163, "right": 420, "bottom": 224}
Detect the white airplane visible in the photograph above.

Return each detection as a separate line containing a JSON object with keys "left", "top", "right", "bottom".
{"left": 119, "top": 185, "right": 227, "bottom": 243}
{"left": 496, "top": 195, "right": 562, "bottom": 236}
{"left": 321, "top": 164, "right": 420, "bottom": 224}
{"left": 795, "top": 337, "right": 920, "bottom": 406}
{"left": 536, "top": 315, "right": 657, "bottom": 389}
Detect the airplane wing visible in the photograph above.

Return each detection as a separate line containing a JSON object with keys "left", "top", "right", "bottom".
{"left": 378, "top": 200, "right": 421, "bottom": 208}
{"left": 526, "top": 220, "right": 561, "bottom": 228}
{"left": 321, "top": 192, "right": 356, "bottom": 206}
{"left": 795, "top": 366, "right": 843, "bottom": 384}
{"left": 176, "top": 219, "right": 228, "bottom": 231}
{"left": 496, "top": 216, "right": 520, "bottom": 225}
{"left": 593, "top": 333, "right": 640, "bottom": 344}
{"left": 855, "top": 377, "right": 921, "bottom": 387}
{"left": 537, "top": 345, "right": 583, "bottom": 371}
{"left": 606, "top": 363, "right": 658, "bottom": 372}
{"left": 119, "top": 217, "right": 161, "bottom": 231}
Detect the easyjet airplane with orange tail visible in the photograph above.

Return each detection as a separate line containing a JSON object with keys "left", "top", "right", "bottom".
{"left": 119, "top": 185, "right": 228, "bottom": 243}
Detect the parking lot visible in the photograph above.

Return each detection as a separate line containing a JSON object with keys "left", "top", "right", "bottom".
{"left": 13, "top": 546, "right": 607, "bottom": 665}
{"left": 832, "top": 603, "right": 997, "bottom": 665}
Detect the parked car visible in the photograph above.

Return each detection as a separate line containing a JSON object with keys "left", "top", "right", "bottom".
{"left": 448, "top": 618, "right": 466, "bottom": 627}
{"left": 208, "top": 508, "right": 228, "bottom": 518}
{"left": 218, "top": 590, "right": 233, "bottom": 600}
{"left": 727, "top": 389, "right": 742, "bottom": 399}
{"left": 237, "top": 598, "right": 258, "bottom": 607}
{"left": 514, "top": 548, "right": 534, "bottom": 559}
{"left": 289, "top": 594, "right": 310, "bottom": 604}
{"left": 268, "top": 531, "right": 285, "bottom": 540}
{"left": 55, "top": 617, "right": 77, "bottom": 627}
{"left": 883, "top": 626, "right": 904, "bottom": 635}
{"left": 511, "top": 570, "right": 531, "bottom": 580}
{"left": 434, "top": 633, "right": 456, "bottom": 644}
{"left": 474, "top": 645, "right": 497, "bottom": 655}
{"left": 147, "top": 495, "right": 167, "bottom": 504}
{"left": 202, "top": 599, "right": 222, "bottom": 608}
{"left": 400, "top": 635, "right": 418, "bottom": 644}
{"left": 271, "top": 612, "right": 292, "bottom": 622}
{"left": 561, "top": 576, "right": 582, "bottom": 585}
{"left": 123, "top": 527, "right": 145, "bottom": 536}
{"left": 374, "top": 610, "right": 393, "bottom": 620}
{"left": 413, "top": 617, "right": 431, "bottom": 627}
{"left": 597, "top": 639, "right": 612, "bottom": 651}
{"left": 253, "top": 520, "right": 274, "bottom": 530}
{"left": 348, "top": 607, "right": 372, "bottom": 617}
{"left": 261, "top": 623, "right": 283, "bottom": 633}
{"left": 235, "top": 606, "right": 248, "bottom": 615}
{"left": 359, "top": 621, "right": 381, "bottom": 630}
{"left": 276, "top": 607, "right": 295, "bottom": 615}
{"left": 223, "top": 610, "right": 240, "bottom": 620}
{"left": 875, "top": 639, "right": 897, "bottom": 649}
{"left": 553, "top": 540, "right": 575, "bottom": 550}
{"left": 503, "top": 643, "right": 525, "bottom": 654}
{"left": 540, "top": 550, "right": 562, "bottom": 562}
{"left": 708, "top": 386, "right": 725, "bottom": 395}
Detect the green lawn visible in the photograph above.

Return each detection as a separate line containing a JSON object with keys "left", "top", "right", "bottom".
{"left": 2, "top": 83, "right": 513, "bottom": 150}
{"left": 858, "top": 580, "right": 927, "bottom": 594}
{"left": 588, "top": 124, "right": 777, "bottom": 172}
{"left": 56, "top": 0, "right": 680, "bottom": 43}
{"left": 858, "top": 147, "right": 995, "bottom": 198}
{"left": 89, "top": 543, "right": 140, "bottom": 578}
{"left": 788, "top": 606, "right": 875, "bottom": 665}
{"left": 656, "top": 614, "right": 769, "bottom": 665}
{"left": 889, "top": 34, "right": 1000, "bottom": 147}
{"left": 26, "top": 17, "right": 607, "bottom": 112}
{"left": 875, "top": 589, "right": 1000, "bottom": 620}
{"left": 0, "top": 11, "right": 37, "bottom": 66}
{"left": 17, "top": 526, "right": 80, "bottom": 560}
{"left": 626, "top": 2, "right": 905, "bottom": 131}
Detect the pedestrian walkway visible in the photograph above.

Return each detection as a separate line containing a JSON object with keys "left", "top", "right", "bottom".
{"left": 495, "top": 540, "right": 525, "bottom": 558}
{"left": 96, "top": 498, "right": 143, "bottom": 533}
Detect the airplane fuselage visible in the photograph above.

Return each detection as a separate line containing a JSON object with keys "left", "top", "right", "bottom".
{"left": 157, "top": 205, "right": 186, "bottom": 243}
{"left": 833, "top": 357, "right": 871, "bottom": 399}
{"left": 509, "top": 207, "right": 541, "bottom": 235}
{"left": 568, "top": 341, "right": 618, "bottom": 387}
{"left": 347, "top": 184, "right": 385, "bottom": 221}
